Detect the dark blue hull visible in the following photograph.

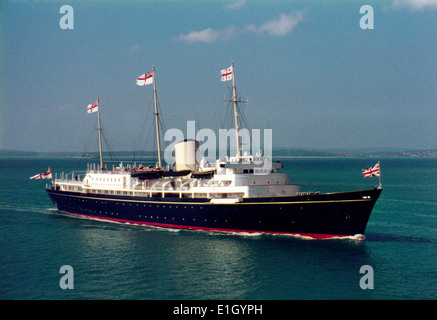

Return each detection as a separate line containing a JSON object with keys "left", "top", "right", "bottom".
{"left": 46, "top": 187, "right": 382, "bottom": 238}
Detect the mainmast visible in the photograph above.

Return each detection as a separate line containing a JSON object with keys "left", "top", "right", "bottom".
{"left": 152, "top": 66, "right": 162, "bottom": 168}
{"left": 226, "top": 61, "right": 247, "bottom": 159}
{"left": 231, "top": 61, "right": 241, "bottom": 159}
{"left": 97, "top": 97, "right": 104, "bottom": 169}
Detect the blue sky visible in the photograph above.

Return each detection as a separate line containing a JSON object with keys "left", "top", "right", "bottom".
{"left": 1, "top": 0, "right": 436, "bottom": 153}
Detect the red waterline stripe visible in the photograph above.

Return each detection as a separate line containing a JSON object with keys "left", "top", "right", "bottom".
{"left": 61, "top": 211, "right": 361, "bottom": 240}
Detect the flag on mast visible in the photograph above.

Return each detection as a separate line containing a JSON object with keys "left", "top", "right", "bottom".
{"left": 221, "top": 65, "right": 233, "bottom": 81}
{"left": 136, "top": 69, "right": 154, "bottom": 86}
{"left": 87, "top": 99, "right": 99, "bottom": 114}
{"left": 362, "top": 162, "right": 380, "bottom": 178}
{"left": 30, "top": 167, "right": 52, "bottom": 180}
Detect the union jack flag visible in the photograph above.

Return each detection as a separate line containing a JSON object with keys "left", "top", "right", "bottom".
{"left": 362, "top": 162, "right": 380, "bottom": 178}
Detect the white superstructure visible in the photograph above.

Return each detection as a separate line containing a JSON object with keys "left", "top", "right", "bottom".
{"left": 53, "top": 144, "right": 300, "bottom": 202}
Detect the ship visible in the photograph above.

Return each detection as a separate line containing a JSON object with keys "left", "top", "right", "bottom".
{"left": 46, "top": 63, "right": 382, "bottom": 240}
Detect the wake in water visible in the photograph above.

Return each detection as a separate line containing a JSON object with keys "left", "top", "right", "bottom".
{"left": 365, "top": 233, "right": 433, "bottom": 243}
{"left": 263, "top": 232, "right": 365, "bottom": 241}
{"left": 0, "top": 202, "right": 56, "bottom": 216}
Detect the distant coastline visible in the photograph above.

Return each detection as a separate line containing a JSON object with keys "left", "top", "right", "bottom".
{"left": 1, "top": 148, "right": 436, "bottom": 159}
{"left": 273, "top": 148, "right": 437, "bottom": 158}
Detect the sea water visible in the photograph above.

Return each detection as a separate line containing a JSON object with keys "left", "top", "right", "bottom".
{"left": 1, "top": 157, "right": 436, "bottom": 300}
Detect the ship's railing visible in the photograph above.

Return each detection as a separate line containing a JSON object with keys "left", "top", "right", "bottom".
{"left": 54, "top": 178, "right": 84, "bottom": 185}
{"left": 53, "top": 170, "right": 87, "bottom": 183}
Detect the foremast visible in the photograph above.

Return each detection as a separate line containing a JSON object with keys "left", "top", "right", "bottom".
{"left": 136, "top": 65, "right": 163, "bottom": 168}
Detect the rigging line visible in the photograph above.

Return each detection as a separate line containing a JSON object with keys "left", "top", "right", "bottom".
{"left": 137, "top": 118, "right": 154, "bottom": 163}
{"left": 134, "top": 94, "right": 154, "bottom": 161}
{"left": 141, "top": 96, "right": 157, "bottom": 163}
{"left": 102, "top": 131, "right": 115, "bottom": 163}
{"left": 221, "top": 100, "right": 232, "bottom": 129}
{"left": 239, "top": 103, "right": 250, "bottom": 131}
{"left": 138, "top": 109, "right": 155, "bottom": 162}
{"left": 84, "top": 118, "right": 98, "bottom": 155}
{"left": 226, "top": 82, "right": 232, "bottom": 96}
{"left": 220, "top": 103, "right": 226, "bottom": 128}
{"left": 99, "top": 118, "right": 116, "bottom": 163}
{"left": 157, "top": 101, "right": 168, "bottom": 149}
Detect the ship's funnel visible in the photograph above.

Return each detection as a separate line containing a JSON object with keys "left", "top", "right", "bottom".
{"left": 174, "top": 139, "right": 199, "bottom": 171}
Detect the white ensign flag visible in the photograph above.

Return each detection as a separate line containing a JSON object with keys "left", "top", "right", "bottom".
{"left": 137, "top": 70, "right": 154, "bottom": 86}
